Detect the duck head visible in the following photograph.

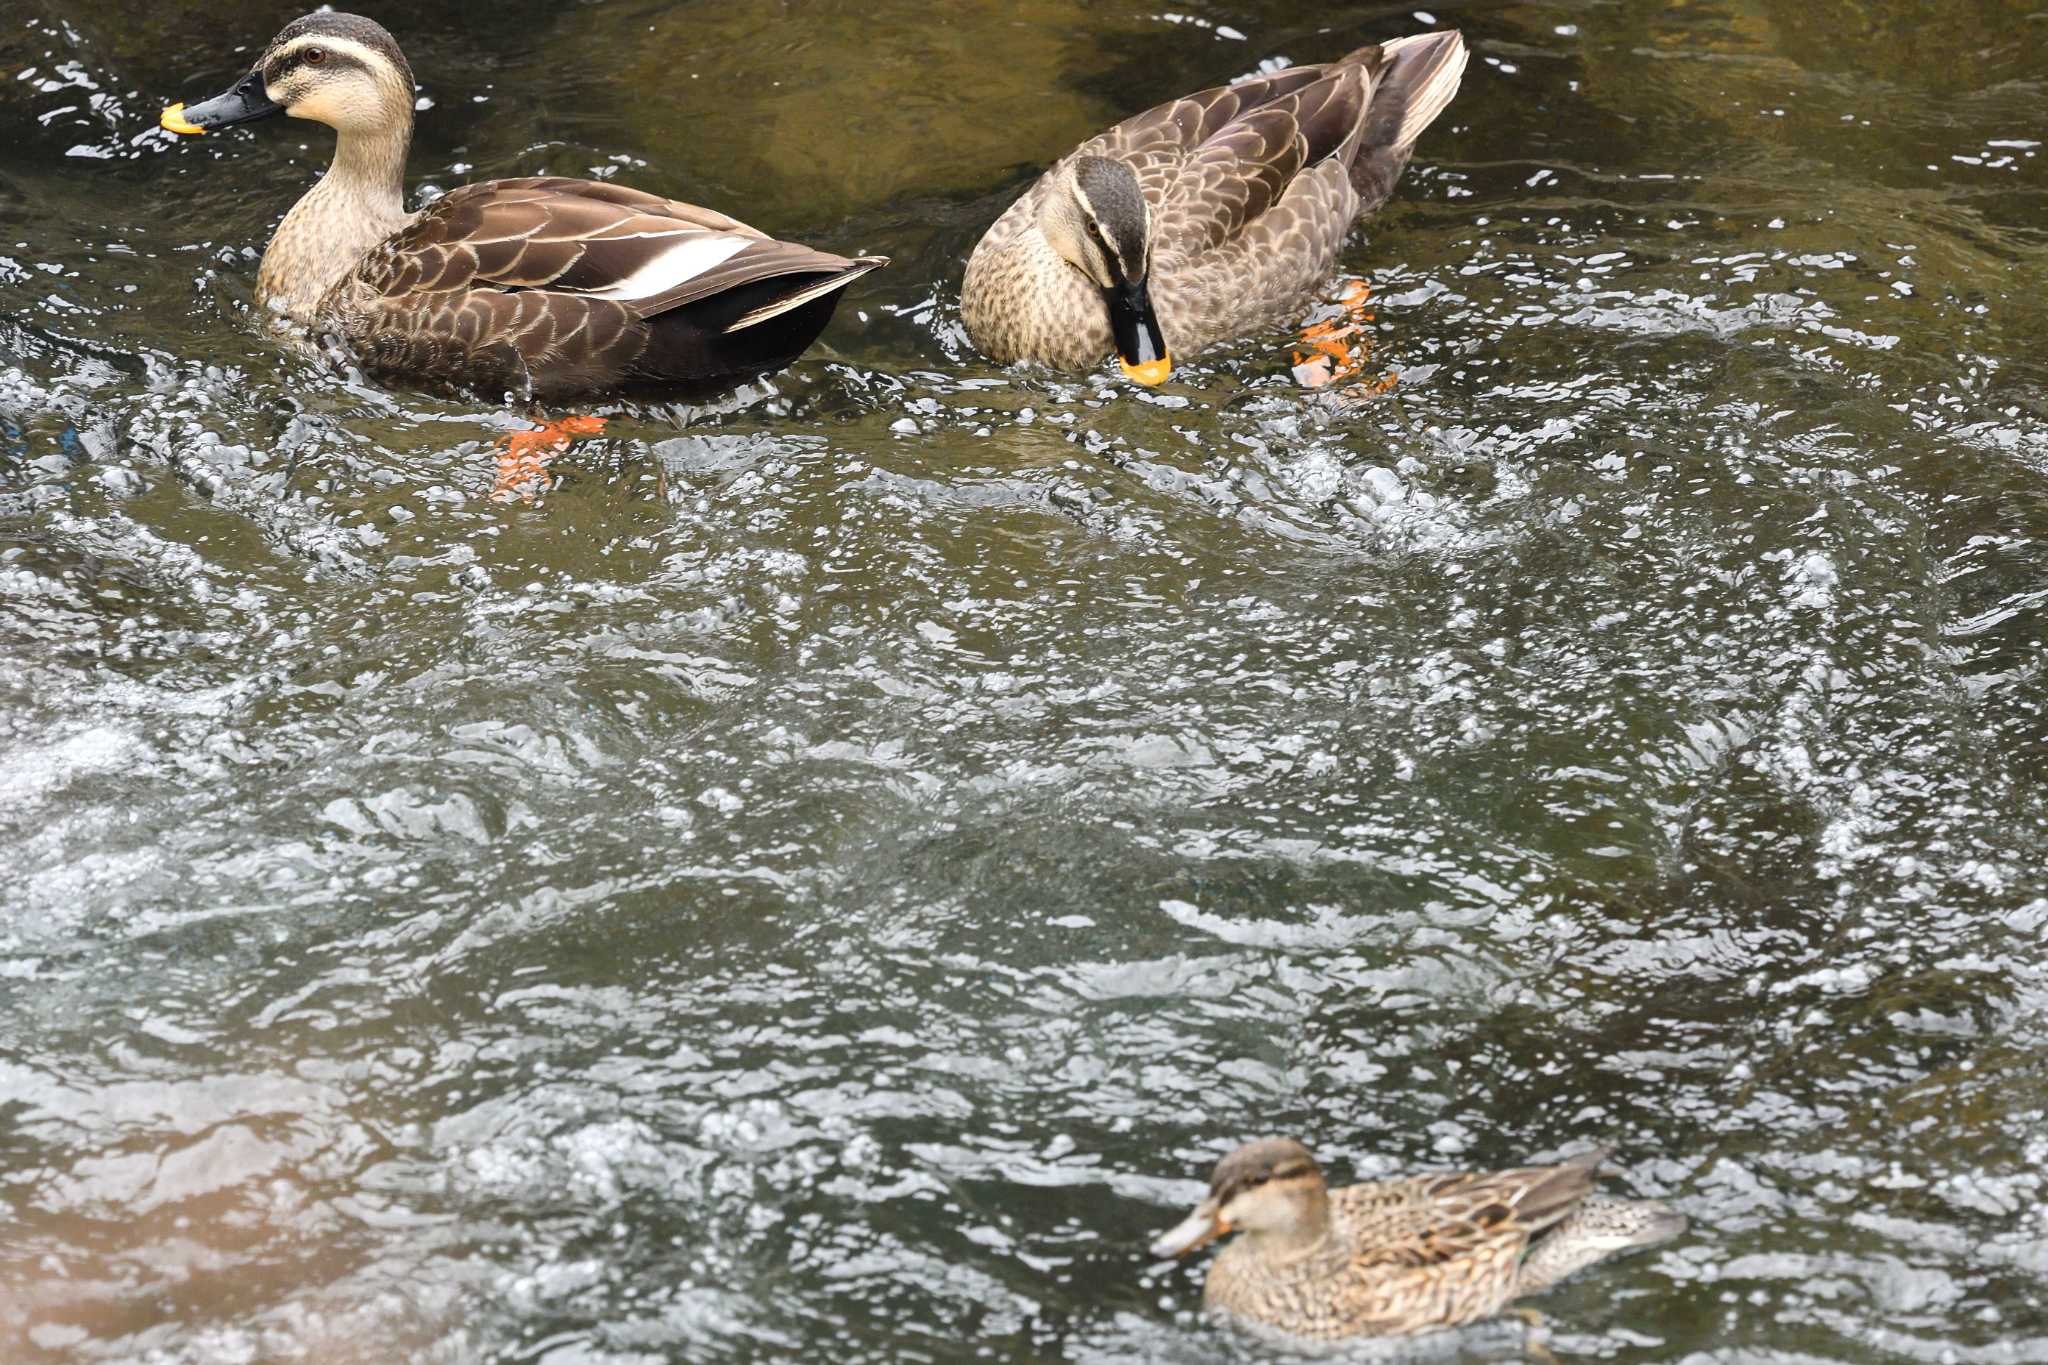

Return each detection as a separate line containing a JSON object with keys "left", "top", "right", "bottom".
{"left": 1040, "top": 155, "right": 1171, "bottom": 385}
{"left": 161, "top": 12, "right": 414, "bottom": 140}
{"left": 1150, "top": 1137, "right": 1332, "bottom": 1258}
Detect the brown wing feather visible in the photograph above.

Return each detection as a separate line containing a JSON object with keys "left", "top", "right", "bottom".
{"left": 1147, "top": 154, "right": 1354, "bottom": 352}
{"left": 356, "top": 178, "right": 855, "bottom": 322}
{"left": 1153, "top": 69, "right": 1369, "bottom": 262}
{"left": 346, "top": 286, "right": 649, "bottom": 398}
{"left": 1339, "top": 1155, "right": 1599, "bottom": 1273}
{"left": 445, "top": 177, "right": 765, "bottom": 236}
{"left": 1275, "top": 1161, "right": 1596, "bottom": 1335}
{"left": 1077, "top": 65, "right": 1331, "bottom": 214}
{"left": 1153, "top": 105, "right": 1309, "bottom": 260}
{"left": 1093, "top": 63, "right": 1340, "bottom": 164}
{"left": 1070, "top": 60, "right": 1370, "bottom": 272}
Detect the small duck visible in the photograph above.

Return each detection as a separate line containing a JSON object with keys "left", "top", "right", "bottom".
{"left": 1151, "top": 1138, "right": 1685, "bottom": 1341}
{"left": 961, "top": 31, "right": 1467, "bottom": 385}
{"left": 159, "top": 12, "right": 885, "bottom": 399}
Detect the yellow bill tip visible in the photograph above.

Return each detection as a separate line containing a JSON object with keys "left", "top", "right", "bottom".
{"left": 160, "top": 103, "right": 206, "bottom": 136}
{"left": 1119, "top": 355, "right": 1172, "bottom": 387}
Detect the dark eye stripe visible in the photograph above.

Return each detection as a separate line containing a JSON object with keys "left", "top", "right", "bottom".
{"left": 1215, "top": 1163, "right": 1314, "bottom": 1202}
{"left": 268, "top": 48, "right": 367, "bottom": 81}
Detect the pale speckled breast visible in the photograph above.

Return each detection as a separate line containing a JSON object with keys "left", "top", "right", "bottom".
{"left": 1205, "top": 1242, "right": 1361, "bottom": 1341}
{"left": 255, "top": 179, "right": 414, "bottom": 329}
{"left": 961, "top": 180, "right": 1114, "bottom": 371}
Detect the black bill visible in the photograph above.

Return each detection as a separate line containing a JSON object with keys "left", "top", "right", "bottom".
{"left": 161, "top": 70, "right": 282, "bottom": 136}
{"left": 1103, "top": 279, "right": 1172, "bottom": 385}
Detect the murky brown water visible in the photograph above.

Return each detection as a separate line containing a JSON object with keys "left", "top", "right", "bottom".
{"left": 4, "top": 1, "right": 2047, "bottom": 1360}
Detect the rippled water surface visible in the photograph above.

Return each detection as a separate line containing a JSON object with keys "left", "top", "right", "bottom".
{"left": 5, "top": 0, "right": 2048, "bottom": 1360}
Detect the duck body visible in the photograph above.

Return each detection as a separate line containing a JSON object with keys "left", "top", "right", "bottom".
{"left": 163, "top": 12, "right": 883, "bottom": 400}
{"left": 961, "top": 32, "right": 1467, "bottom": 383}
{"left": 1152, "top": 1140, "right": 1686, "bottom": 1342}
{"left": 320, "top": 177, "right": 880, "bottom": 400}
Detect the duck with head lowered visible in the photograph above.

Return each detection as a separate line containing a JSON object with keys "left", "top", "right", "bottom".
{"left": 962, "top": 31, "right": 1466, "bottom": 387}
{"left": 159, "top": 13, "right": 885, "bottom": 403}
{"left": 1151, "top": 1139, "right": 1686, "bottom": 1342}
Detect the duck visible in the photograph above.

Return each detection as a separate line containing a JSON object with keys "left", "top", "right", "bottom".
{"left": 961, "top": 31, "right": 1467, "bottom": 386}
{"left": 1150, "top": 1138, "right": 1686, "bottom": 1341}
{"left": 158, "top": 12, "right": 885, "bottom": 400}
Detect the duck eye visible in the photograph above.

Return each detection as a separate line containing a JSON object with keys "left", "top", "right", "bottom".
{"left": 303, "top": 46, "right": 327, "bottom": 65}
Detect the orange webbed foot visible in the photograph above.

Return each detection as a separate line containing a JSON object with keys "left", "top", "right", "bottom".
{"left": 1291, "top": 278, "right": 1377, "bottom": 388}
{"left": 1290, "top": 279, "right": 1399, "bottom": 402}
{"left": 490, "top": 414, "right": 607, "bottom": 503}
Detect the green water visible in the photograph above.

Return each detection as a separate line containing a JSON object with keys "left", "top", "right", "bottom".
{"left": 3, "top": 0, "right": 2046, "bottom": 1360}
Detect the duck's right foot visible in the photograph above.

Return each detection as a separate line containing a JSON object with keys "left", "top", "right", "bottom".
{"left": 489, "top": 414, "right": 607, "bottom": 503}
{"left": 1290, "top": 278, "right": 1377, "bottom": 388}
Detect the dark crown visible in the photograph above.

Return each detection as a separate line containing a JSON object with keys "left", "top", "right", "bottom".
{"left": 266, "top": 12, "right": 414, "bottom": 88}
{"left": 1072, "top": 155, "right": 1150, "bottom": 271}
{"left": 1209, "top": 1137, "right": 1321, "bottom": 1201}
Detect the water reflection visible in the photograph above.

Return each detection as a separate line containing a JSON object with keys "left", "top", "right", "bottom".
{"left": 3, "top": 0, "right": 2047, "bottom": 1361}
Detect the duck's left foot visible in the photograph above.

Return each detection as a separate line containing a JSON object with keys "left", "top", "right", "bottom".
{"left": 1291, "top": 278, "right": 1377, "bottom": 388}
{"left": 490, "top": 414, "right": 607, "bottom": 503}
{"left": 1509, "top": 1306, "right": 1561, "bottom": 1365}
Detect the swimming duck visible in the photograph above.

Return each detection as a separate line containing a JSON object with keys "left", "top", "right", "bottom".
{"left": 1150, "top": 1139, "right": 1685, "bottom": 1341}
{"left": 961, "top": 31, "right": 1467, "bottom": 385}
{"left": 159, "top": 12, "right": 885, "bottom": 400}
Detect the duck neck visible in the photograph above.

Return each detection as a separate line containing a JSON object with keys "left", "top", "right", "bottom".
{"left": 330, "top": 120, "right": 411, "bottom": 209}
{"left": 256, "top": 116, "right": 414, "bottom": 326}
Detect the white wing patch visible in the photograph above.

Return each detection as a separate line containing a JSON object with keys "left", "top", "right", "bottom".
{"left": 581, "top": 232, "right": 751, "bottom": 302}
